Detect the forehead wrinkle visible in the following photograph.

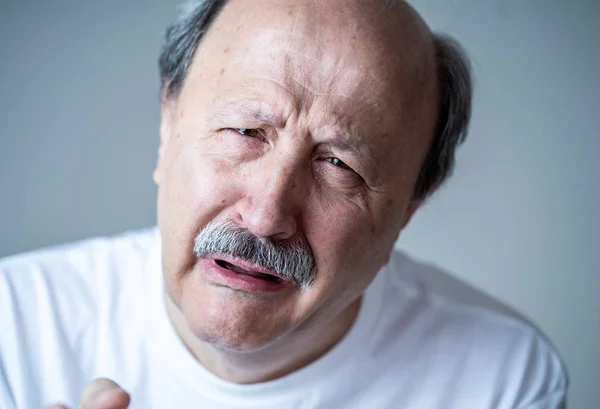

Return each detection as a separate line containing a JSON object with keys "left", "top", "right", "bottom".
{"left": 209, "top": 96, "right": 288, "bottom": 128}
{"left": 239, "top": 23, "right": 383, "bottom": 99}
{"left": 277, "top": 46, "right": 384, "bottom": 99}
{"left": 224, "top": 26, "right": 416, "bottom": 125}
{"left": 271, "top": 48, "right": 406, "bottom": 138}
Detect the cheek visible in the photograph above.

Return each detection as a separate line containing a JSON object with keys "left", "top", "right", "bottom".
{"left": 302, "top": 193, "right": 403, "bottom": 290}
{"left": 158, "top": 136, "right": 241, "bottom": 299}
{"left": 304, "top": 203, "right": 376, "bottom": 282}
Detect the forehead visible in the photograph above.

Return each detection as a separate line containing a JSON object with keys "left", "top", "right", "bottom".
{"left": 202, "top": 17, "right": 390, "bottom": 100}
{"left": 180, "top": 0, "right": 437, "bottom": 183}
{"left": 195, "top": 0, "right": 434, "bottom": 107}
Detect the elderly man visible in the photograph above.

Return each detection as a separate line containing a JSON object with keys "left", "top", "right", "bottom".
{"left": 0, "top": 0, "right": 567, "bottom": 408}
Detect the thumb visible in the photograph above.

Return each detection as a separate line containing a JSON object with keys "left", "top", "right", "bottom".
{"left": 79, "top": 378, "right": 130, "bottom": 409}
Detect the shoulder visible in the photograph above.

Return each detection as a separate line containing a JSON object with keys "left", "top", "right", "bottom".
{"left": 0, "top": 226, "right": 157, "bottom": 277}
{"left": 371, "top": 250, "right": 568, "bottom": 407}
{"left": 0, "top": 227, "right": 157, "bottom": 292}
{"left": 0, "top": 227, "right": 158, "bottom": 407}
{"left": 0, "top": 227, "right": 158, "bottom": 332}
{"left": 0, "top": 227, "right": 157, "bottom": 316}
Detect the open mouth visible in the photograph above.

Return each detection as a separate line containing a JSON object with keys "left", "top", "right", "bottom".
{"left": 214, "top": 259, "right": 284, "bottom": 283}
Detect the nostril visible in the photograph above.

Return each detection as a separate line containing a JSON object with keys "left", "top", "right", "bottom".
{"left": 233, "top": 192, "right": 300, "bottom": 241}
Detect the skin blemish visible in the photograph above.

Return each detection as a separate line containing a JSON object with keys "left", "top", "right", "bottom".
{"left": 223, "top": 47, "right": 230, "bottom": 54}
{"left": 220, "top": 68, "right": 226, "bottom": 76}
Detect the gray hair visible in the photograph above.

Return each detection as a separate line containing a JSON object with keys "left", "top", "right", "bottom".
{"left": 194, "top": 220, "right": 316, "bottom": 290}
{"left": 413, "top": 35, "right": 472, "bottom": 201}
{"left": 159, "top": 0, "right": 472, "bottom": 202}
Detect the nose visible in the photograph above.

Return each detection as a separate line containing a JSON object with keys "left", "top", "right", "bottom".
{"left": 234, "top": 160, "right": 309, "bottom": 241}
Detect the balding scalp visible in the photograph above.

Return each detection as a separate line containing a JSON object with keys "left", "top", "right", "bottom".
{"left": 159, "top": 0, "right": 472, "bottom": 201}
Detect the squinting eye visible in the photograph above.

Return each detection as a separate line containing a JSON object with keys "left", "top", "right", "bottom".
{"left": 234, "top": 128, "right": 261, "bottom": 138}
{"left": 326, "top": 157, "right": 352, "bottom": 170}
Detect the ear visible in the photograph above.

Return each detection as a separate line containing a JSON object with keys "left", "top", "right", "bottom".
{"left": 383, "top": 200, "right": 421, "bottom": 265}
{"left": 400, "top": 200, "right": 420, "bottom": 230}
{"left": 153, "top": 97, "right": 177, "bottom": 185}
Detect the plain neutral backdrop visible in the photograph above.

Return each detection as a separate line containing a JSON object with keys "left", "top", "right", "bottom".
{"left": 0, "top": 0, "right": 598, "bottom": 407}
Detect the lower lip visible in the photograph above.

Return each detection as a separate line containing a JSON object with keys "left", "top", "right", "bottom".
{"left": 200, "top": 258, "right": 293, "bottom": 293}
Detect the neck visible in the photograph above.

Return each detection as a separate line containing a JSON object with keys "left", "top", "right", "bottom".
{"left": 165, "top": 294, "right": 362, "bottom": 384}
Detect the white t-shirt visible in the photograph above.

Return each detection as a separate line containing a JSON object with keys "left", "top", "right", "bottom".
{"left": 0, "top": 228, "right": 567, "bottom": 409}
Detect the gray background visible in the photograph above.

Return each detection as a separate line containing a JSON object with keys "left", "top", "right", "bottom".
{"left": 0, "top": 0, "right": 598, "bottom": 407}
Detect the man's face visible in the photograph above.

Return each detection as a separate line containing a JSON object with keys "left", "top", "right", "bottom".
{"left": 154, "top": 0, "right": 437, "bottom": 351}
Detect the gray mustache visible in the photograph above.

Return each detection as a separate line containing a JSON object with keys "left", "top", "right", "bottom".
{"left": 193, "top": 220, "right": 316, "bottom": 290}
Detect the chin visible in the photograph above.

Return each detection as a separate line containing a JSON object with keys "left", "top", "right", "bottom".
{"left": 181, "top": 286, "right": 295, "bottom": 352}
{"left": 191, "top": 325, "right": 271, "bottom": 352}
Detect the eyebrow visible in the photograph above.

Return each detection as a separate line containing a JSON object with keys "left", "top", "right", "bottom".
{"left": 209, "top": 102, "right": 286, "bottom": 128}
{"left": 209, "top": 100, "right": 381, "bottom": 182}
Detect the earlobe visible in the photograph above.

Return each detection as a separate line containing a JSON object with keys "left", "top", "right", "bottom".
{"left": 383, "top": 201, "right": 421, "bottom": 265}
{"left": 400, "top": 201, "right": 420, "bottom": 230}
{"left": 152, "top": 165, "right": 162, "bottom": 185}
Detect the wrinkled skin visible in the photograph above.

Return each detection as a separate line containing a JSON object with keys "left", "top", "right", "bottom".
{"left": 153, "top": 0, "right": 439, "bottom": 384}
{"left": 41, "top": 2, "right": 441, "bottom": 408}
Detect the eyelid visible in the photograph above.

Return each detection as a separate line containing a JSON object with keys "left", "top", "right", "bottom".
{"left": 326, "top": 157, "right": 352, "bottom": 170}
{"left": 322, "top": 156, "right": 365, "bottom": 185}
{"left": 315, "top": 161, "right": 364, "bottom": 191}
{"left": 228, "top": 127, "right": 267, "bottom": 141}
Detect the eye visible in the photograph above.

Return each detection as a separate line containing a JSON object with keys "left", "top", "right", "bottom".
{"left": 233, "top": 128, "right": 262, "bottom": 139}
{"left": 326, "top": 157, "right": 352, "bottom": 170}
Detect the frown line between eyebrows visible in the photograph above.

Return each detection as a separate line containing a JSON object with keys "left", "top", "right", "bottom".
{"left": 206, "top": 98, "right": 382, "bottom": 183}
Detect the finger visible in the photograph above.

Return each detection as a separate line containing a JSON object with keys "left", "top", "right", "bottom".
{"left": 44, "top": 405, "right": 69, "bottom": 409}
{"left": 79, "top": 378, "right": 130, "bottom": 409}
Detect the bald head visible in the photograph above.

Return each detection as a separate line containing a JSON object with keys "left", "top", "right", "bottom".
{"left": 163, "top": 0, "right": 435, "bottom": 98}
{"left": 154, "top": 0, "right": 473, "bottom": 358}
{"left": 159, "top": 0, "right": 471, "bottom": 201}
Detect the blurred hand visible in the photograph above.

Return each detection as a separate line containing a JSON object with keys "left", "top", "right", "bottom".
{"left": 44, "top": 378, "right": 130, "bottom": 409}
